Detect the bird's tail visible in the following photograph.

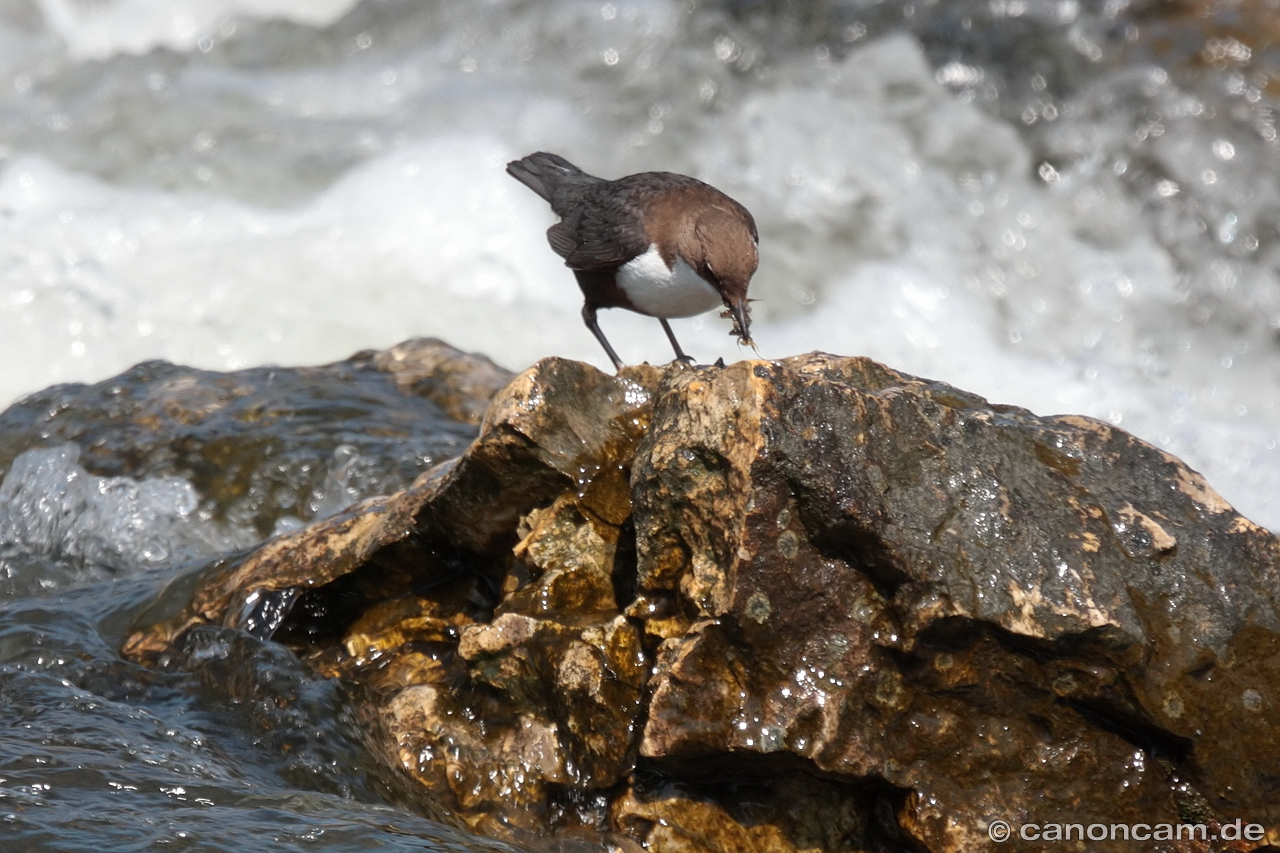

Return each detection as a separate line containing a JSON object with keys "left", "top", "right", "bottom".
{"left": 506, "top": 152, "right": 603, "bottom": 214}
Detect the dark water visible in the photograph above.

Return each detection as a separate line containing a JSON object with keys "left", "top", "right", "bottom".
{"left": 0, "top": 584, "right": 518, "bottom": 853}
{"left": 1, "top": 1, "right": 1277, "bottom": 851}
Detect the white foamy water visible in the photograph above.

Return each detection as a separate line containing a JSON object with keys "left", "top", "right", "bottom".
{"left": 35, "top": 0, "right": 360, "bottom": 60}
{"left": 0, "top": 444, "right": 254, "bottom": 596}
{"left": 1, "top": 0, "right": 1278, "bottom": 527}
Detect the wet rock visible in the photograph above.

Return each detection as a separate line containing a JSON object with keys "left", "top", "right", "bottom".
{"left": 632, "top": 355, "right": 1280, "bottom": 850}
{"left": 371, "top": 359, "right": 656, "bottom": 835}
{"left": 125, "top": 350, "right": 1280, "bottom": 852}
{"left": 411, "top": 358, "right": 659, "bottom": 559}
{"left": 0, "top": 338, "right": 490, "bottom": 536}
{"left": 371, "top": 337, "right": 515, "bottom": 426}
{"left": 612, "top": 776, "right": 881, "bottom": 853}
{"left": 122, "top": 475, "right": 447, "bottom": 663}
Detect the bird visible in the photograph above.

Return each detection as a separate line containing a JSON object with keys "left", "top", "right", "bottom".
{"left": 506, "top": 152, "right": 759, "bottom": 370}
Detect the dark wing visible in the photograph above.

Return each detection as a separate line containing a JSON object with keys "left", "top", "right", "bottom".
{"left": 550, "top": 190, "right": 650, "bottom": 271}
{"left": 546, "top": 219, "right": 579, "bottom": 259}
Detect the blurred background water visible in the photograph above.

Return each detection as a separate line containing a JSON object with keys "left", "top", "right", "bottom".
{"left": 0, "top": 0, "right": 1278, "bottom": 850}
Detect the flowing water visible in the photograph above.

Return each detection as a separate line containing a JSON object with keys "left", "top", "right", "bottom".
{"left": 0, "top": 0, "right": 1278, "bottom": 850}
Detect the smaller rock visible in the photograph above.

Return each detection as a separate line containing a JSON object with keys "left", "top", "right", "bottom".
{"left": 371, "top": 337, "right": 515, "bottom": 426}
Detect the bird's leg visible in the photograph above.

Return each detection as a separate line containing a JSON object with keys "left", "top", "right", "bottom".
{"left": 582, "top": 304, "right": 625, "bottom": 371}
{"left": 659, "top": 318, "right": 695, "bottom": 364}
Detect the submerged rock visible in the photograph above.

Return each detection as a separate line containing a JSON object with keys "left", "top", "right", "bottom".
{"left": 125, "top": 349, "right": 1280, "bottom": 851}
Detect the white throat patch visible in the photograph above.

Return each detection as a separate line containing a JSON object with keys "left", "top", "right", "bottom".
{"left": 616, "top": 245, "right": 723, "bottom": 318}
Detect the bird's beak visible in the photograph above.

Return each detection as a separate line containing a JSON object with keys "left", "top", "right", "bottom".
{"left": 725, "top": 298, "right": 757, "bottom": 354}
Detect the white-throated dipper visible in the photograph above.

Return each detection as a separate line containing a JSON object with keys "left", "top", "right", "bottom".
{"left": 506, "top": 152, "right": 758, "bottom": 370}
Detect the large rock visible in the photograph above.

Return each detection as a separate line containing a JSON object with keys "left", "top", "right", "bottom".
{"left": 124, "top": 350, "right": 1280, "bottom": 852}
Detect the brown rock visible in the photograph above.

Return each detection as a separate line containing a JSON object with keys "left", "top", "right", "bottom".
{"left": 632, "top": 354, "right": 1280, "bottom": 849}
{"left": 121, "top": 347, "right": 1280, "bottom": 852}
{"left": 371, "top": 337, "right": 515, "bottom": 426}
{"left": 122, "top": 477, "right": 445, "bottom": 662}
{"left": 410, "top": 358, "right": 660, "bottom": 559}
{"left": 613, "top": 775, "right": 877, "bottom": 853}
